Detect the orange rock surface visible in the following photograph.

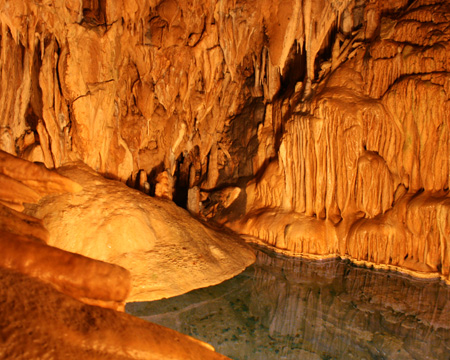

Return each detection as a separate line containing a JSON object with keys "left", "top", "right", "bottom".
{"left": 0, "top": 267, "right": 230, "bottom": 360}
{"left": 1, "top": 0, "right": 450, "bottom": 357}
{"left": 0, "top": 150, "right": 236, "bottom": 358}
{"left": 227, "top": 0, "right": 450, "bottom": 283}
{"left": 25, "top": 162, "right": 255, "bottom": 302}
{"left": 0, "top": 151, "right": 132, "bottom": 310}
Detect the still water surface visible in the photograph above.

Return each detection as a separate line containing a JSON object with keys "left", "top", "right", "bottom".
{"left": 126, "top": 246, "right": 450, "bottom": 360}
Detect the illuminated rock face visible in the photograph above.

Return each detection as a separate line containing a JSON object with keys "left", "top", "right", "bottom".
{"left": 229, "top": 1, "right": 450, "bottom": 283}
{"left": 0, "top": 150, "right": 132, "bottom": 311}
{"left": 25, "top": 162, "right": 255, "bottom": 302}
{"left": 0, "top": 267, "right": 230, "bottom": 360}
{"left": 0, "top": 149, "right": 243, "bottom": 359}
{"left": 0, "top": 0, "right": 356, "bottom": 186}
{"left": 1, "top": 0, "right": 449, "bottom": 303}
{"left": 1, "top": 0, "right": 450, "bottom": 358}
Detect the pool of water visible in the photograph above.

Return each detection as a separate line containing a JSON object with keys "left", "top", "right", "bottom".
{"left": 126, "top": 246, "right": 450, "bottom": 360}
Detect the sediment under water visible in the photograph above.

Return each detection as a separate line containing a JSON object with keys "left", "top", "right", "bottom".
{"left": 126, "top": 246, "right": 450, "bottom": 360}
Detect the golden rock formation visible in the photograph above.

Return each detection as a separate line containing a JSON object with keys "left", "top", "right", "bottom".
{"left": 0, "top": 267, "right": 230, "bottom": 360}
{"left": 0, "top": 149, "right": 237, "bottom": 359}
{"left": 0, "top": 0, "right": 358, "bottom": 187}
{"left": 1, "top": 0, "right": 450, "bottom": 357}
{"left": 0, "top": 150, "right": 131, "bottom": 310}
{"left": 228, "top": 0, "right": 450, "bottom": 283}
{"left": 25, "top": 162, "right": 255, "bottom": 302}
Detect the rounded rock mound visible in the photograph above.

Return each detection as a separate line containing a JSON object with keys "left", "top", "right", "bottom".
{"left": 26, "top": 162, "right": 256, "bottom": 302}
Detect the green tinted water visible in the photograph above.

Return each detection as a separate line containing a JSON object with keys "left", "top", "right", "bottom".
{"left": 126, "top": 246, "right": 450, "bottom": 360}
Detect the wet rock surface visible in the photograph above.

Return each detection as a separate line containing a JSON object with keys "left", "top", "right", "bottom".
{"left": 226, "top": 0, "right": 450, "bottom": 282}
{"left": 1, "top": 0, "right": 450, "bottom": 357}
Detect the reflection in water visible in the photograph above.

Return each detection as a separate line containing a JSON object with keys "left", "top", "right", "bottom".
{"left": 126, "top": 246, "right": 450, "bottom": 360}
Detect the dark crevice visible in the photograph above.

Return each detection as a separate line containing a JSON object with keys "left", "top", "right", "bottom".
{"left": 54, "top": 39, "right": 65, "bottom": 98}
{"left": 72, "top": 91, "right": 92, "bottom": 103}
{"left": 173, "top": 153, "right": 189, "bottom": 209}
{"left": 314, "top": 22, "right": 338, "bottom": 80}
{"left": 280, "top": 40, "right": 307, "bottom": 94}
{"left": 81, "top": 0, "right": 108, "bottom": 29}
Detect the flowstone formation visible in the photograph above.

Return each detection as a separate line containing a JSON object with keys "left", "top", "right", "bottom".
{"left": 0, "top": 151, "right": 237, "bottom": 359}
{"left": 26, "top": 162, "right": 255, "bottom": 302}
{"left": 1, "top": 267, "right": 230, "bottom": 360}
{"left": 1, "top": 0, "right": 450, "bottom": 357}
{"left": 227, "top": 0, "right": 450, "bottom": 283}
{"left": 0, "top": 0, "right": 357, "bottom": 190}
{"left": 0, "top": 150, "right": 132, "bottom": 311}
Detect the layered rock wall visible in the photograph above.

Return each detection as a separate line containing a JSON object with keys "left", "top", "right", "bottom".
{"left": 0, "top": 0, "right": 355, "bottom": 191}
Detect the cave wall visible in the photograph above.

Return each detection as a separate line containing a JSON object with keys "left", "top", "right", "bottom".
{"left": 229, "top": 0, "right": 450, "bottom": 282}
{"left": 0, "top": 0, "right": 354, "bottom": 188}
{"left": 2, "top": 0, "right": 450, "bottom": 282}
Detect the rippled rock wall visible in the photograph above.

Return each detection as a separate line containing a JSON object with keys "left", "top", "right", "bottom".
{"left": 0, "top": 0, "right": 353, "bottom": 185}
{"left": 228, "top": 0, "right": 450, "bottom": 282}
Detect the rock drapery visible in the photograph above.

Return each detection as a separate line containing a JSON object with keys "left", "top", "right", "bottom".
{"left": 1, "top": 0, "right": 450, "bottom": 357}
{"left": 0, "top": 0, "right": 360, "bottom": 188}
{"left": 0, "top": 150, "right": 243, "bottom": 359}
{"left": 226, "top": 0, "right": 450, "bottom": 284}
{"left": 0, "top": 0, "right": 449, "bottom": 284}
{"left": 0, "top": 150, "right": 133, "bottom": 311}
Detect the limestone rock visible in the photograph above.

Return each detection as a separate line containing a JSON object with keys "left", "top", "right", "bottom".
{"left": 0, "top": 151, "right": 132, "bottom": 310}
{"left": 26, "top": 162, "right": 256, "bottom": 302}
{"left": 0, "top": 150, "right": 82, "bottom": 208}
{"left": 0, "top": 128, "right": 228, "bottom": 360}
{"left": 227, "top": 0, "right": 450, "bottom": 284}
{"left": 0, "top": 267, "right": 230, "bottom": 360}
{"left": 1, "top": 0, "right": 450, "bottom": 307}
{"left": 0, "top": 0, "right": 357, "bottom": 191}
{"left": 0, "top": 203, "right": 49, "bottom": 243}
{"left": 0, "top": 230, "right": 131, "bottom": 310}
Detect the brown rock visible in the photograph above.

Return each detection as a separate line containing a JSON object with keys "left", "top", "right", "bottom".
{"left": 0, "top": 150, "right": 82, "bottom": 196}
{"left": 227, "top": 0, "right": 450, "bottom": 284}
{"left": 0, "top": 230, "right": 131, "bottom": 310}
{"left": 0, "top": 267, "right": 230, "bottom": 360}
{"left": 0, "top": 203, "right": 49, "bottom": 243}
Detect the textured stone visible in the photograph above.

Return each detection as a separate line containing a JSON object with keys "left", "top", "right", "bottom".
{"left": 26, "top": 162, "right": 256, "bottom": 302}
{"left": 227, "top": 0, "right": 450, "bottom": 284}
{"left": 0, "top": 267, "right": 230, "bottom": 360}
{"left": 0, "top": 230, "right": 132, "bottom": 310}
{"left": 0, "top": 0, "right": 355, "bottom": 190}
